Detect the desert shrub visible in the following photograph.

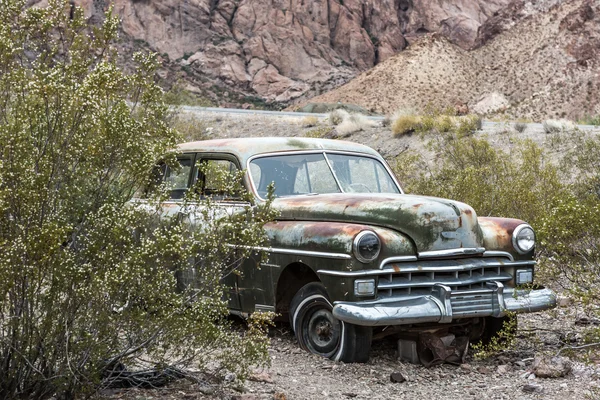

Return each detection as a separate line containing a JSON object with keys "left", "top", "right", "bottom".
{"left": 537, "top": 196, "right": 600, "bottom": 342}
{"left": 454, "top": 114, "right": 482, "bottom": 137}
{"left": 543, "top": 119, "right": 576, "bottom": 133}
{"left": 394, "top": 135, "right": 566, "bottom": 228}
{"left": 514, "top": 121, "right": 528, "bottom": 133}
{"left": 578, "top": 114, "right": 600, "bottom": 126}
{"left": 172, "top": 115, "right": 215, "bottom": 141}
{"left": 304, "top": 126, "right": 334, "bottom": 138}
{"left": 392, "top": 115, "right": 422, "bottom": 136}
{"left": 0, "top": 1, "right": 273, "bottom": 397}
{"left": 327, "top": 109, "right": 350, "bottom": 125}
{"left": 336, "top": 113, "right": 376, "bottom": 136}
{"left": 163, "top": 83, "right": 214, "bottom": 107}
{"left": 301, "top": 115, "right": 320, "bottom": 127}
{"left": 562, "top": 134, "right": 600, "bottom": 198}
{"left": 434, "top": 114, "right": 455, "bottom": 133}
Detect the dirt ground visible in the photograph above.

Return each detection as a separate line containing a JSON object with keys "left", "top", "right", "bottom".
{"left": 103, "top": 111, "right": 600, "bottom": 400}
{"left": 104, "top": 306, "right": 600, "bottom": 400}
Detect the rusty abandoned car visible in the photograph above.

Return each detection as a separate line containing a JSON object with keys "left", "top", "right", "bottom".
{"left": 145, "top": 137, "right": 556, "bottom": 363}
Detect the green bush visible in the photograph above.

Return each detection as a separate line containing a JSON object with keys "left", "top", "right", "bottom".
{"left": 0, "top": 1, "right": 272, "bottom": 397}
{"left": 394, "top": 135, "right": 566, "bottom": 228}
{"left": 537, "top": 196, "right": 600, "bottom": 342}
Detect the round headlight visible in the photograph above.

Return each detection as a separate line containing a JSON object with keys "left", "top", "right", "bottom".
{"left": 353, "top": 231, "right": 381, "bottom": 263}
{"left": 513, "top": 224, "right": 535, "bottom": 254}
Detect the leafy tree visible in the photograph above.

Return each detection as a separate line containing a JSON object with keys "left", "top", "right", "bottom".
{"left": 0, "top": 1, "right": 273, "bottom": 397}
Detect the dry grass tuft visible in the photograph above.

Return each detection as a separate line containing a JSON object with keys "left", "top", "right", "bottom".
{"left": 392, "top": 115, "right": 422, "bottom": 137}
{"left": 543, "top": 119, "right": 576, "bottom": 133}
{"left": 514, "top": 121, "right": 527, "bottom": 133}
{"left": 301, "top": 116, "right": 319, "bottom": 128}
{"left": 327, "top": 109, "right": 350, "bottom": 126}
{"left": 304, "top": 126, "right": 334, "bottom": 138}
{"left": 336, "top": 113, "right": 377, "bottom": 136}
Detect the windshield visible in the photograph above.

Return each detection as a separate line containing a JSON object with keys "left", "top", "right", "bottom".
{"left": 249, "top": 152, "right": 401, "bottom": 198}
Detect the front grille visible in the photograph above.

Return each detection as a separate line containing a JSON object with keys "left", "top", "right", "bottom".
{"left": 377, "top": 257, "right": 521, "bottom": 298}
{"left": 450, "top": 289, "right": 495, "bottom": 318}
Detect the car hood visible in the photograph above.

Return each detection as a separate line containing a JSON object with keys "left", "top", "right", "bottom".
{"left": 272, "top": 193, "right": 483, "bottom": 254}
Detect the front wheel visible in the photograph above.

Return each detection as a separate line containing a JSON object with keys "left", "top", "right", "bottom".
{"left": 289, "top": 282, "right": 372, "bottom": 363}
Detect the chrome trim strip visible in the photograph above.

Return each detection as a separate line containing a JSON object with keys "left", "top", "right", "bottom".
{"left": 318, "top": 269, "right": 388, "bottom": 277}
{"left": 483, "top": 251, "right": 514, "bottom": 262}
{"left": 320, "top": 259, "right": 535, "bottom": 277}
{"left": 378, "top": 255, "right": 418, "bottom": 269}
{"left": 252, "top": 246, "right": 352, "bottom": 260}
{"left": 381, "top": 259, "right": 535, "bottom": 274}
{"left": 255, "top": 304, "right": 276, "bottom": 313}
{"left": 377, "top": 273, "right": 513, "bottom": 290}
{"left": 418, "top": 247, "right": 486, "bottom": 259}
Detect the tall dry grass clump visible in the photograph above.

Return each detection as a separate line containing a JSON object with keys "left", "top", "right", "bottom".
{"left": 327, "top": 109, "right": 350, "bottom": 126}
{"left": 336, "top": 113, "right": 377, "bottom": 136}
{"left": 392, "top": 115, "right": 422, "bottom": 136}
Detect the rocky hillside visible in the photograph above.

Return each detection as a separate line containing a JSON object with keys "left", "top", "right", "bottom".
{"left": 308, "top": 0, "right": 600, "bottom": 120}
{"left": 60, "top": 0, "right": 516, "bottom": 107}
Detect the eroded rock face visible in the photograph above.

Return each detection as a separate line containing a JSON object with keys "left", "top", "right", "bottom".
{"left": 58, "top": 0, "right": 514, "bottom": 105}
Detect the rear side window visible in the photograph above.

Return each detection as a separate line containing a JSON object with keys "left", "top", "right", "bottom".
{"left": 165, "top": 155, "right": 194, "bottom": 199}
{"left": 195, "top": 158, "right": 241, "bottom": 199}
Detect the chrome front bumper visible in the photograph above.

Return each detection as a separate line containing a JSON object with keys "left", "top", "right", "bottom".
{"left": 332, "top": 282, "right": 557, "bottom": 327}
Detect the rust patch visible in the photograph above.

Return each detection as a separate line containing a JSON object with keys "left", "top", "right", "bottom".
{"left": 478, "top": 216, "right": 527, "bottom": 252}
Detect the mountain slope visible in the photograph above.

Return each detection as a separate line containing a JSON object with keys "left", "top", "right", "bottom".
{"left": 58, "top": 0, "right": 513, "bottom": 106}
{"left": 307, "top": 0, "right": 600, "bottom": 120}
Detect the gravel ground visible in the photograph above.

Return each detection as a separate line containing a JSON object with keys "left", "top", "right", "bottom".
{"left": 104, "top": 304, "right": 600, "bottom": 400}
{"left": 103, "top": 111, "right": 600, "bottom": 400}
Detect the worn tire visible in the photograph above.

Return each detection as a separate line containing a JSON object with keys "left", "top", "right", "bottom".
{"left": 289, "top": 282, "right": 372, "bottom": 363}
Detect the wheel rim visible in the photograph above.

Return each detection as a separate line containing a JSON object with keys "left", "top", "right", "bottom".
{"left": 302, "top": 307, "right": 341, "bottom": 356}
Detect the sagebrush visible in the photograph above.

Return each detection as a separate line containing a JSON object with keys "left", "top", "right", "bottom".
{"left": 0, "top": 1, "right": 273, "bottom": 397}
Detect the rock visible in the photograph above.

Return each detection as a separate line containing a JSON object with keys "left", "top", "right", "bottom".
{"left": 273, "top": 392, "right": 287, "bottom": 400}
{"left": 249, "top": 372, "right": 274, "bottom": 384}
{"left": 470, "top": 92, "right": 510, "bottom": 115}
{"left": 390, "top": 371, "right": 407, "bottom": 383}
{"left": 496, "top": 364, "right": 510, "bottom": 374}
{"left": 224, "top": 372, "right": 237, "bottom": 382}
{"left": 532, "top": 356, "right": 572, "bottom": 378}
{"left": 514, "top": 361, "right": 527, "bottom": 368}
{"left": 522, "top": 383, "right": 544, "bottom": 393}
{"left": 198, "top": 385, "right": 216, "bottom": 395}
{"left": 477, "top": 366, "right": 491, "bottom": 374}
{"left": 556, "top": 296, "right": 573, "bottom": 307}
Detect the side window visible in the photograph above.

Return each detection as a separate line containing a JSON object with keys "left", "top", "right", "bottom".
{"left": 165, "top": 155, "right": 194, "bottom": 199}
{"left": 195, "top": 158, "right": 240, "bottom": 199}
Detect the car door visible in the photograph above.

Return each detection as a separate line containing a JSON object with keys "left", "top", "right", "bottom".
{"left": 161, "top": 153, "right": 244, "bottom": 311}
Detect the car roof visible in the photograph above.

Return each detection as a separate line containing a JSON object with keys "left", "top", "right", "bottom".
{"left": 177, "top": 137, "right": 381, "bottom": 165}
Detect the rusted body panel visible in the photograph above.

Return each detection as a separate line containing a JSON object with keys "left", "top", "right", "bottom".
{"left": 272, "top": 194, "right": 482, "bottom": 254}
{"left": 478, "top": 217, "right": 531, "bottom": 260}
